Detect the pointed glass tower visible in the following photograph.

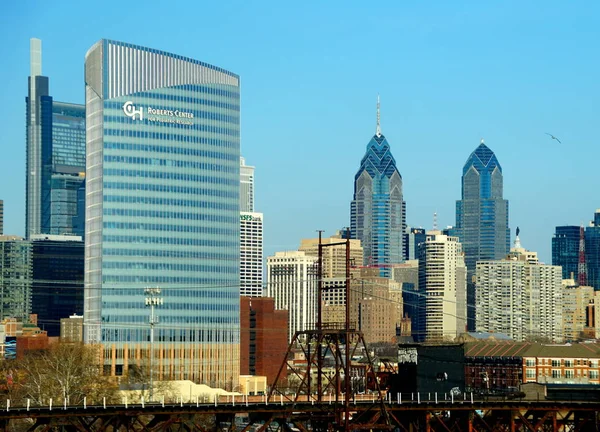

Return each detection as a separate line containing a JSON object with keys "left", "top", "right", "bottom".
{"left": 351, "top": 97, "right": 406, "bottom": 276}
{"left": 454, "top": 139, "right": 510, "bottom": 330}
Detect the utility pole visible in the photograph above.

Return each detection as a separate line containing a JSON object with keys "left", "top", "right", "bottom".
{"left": 145, "top": 287, "right": 163, "bottom": 401}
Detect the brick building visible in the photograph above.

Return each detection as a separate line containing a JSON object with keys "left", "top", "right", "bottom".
{"left": 240, "top": 297, "right": 288, "bottom": 387}
{"left": 464, "top": 341, "right": 600, "bottom": 393}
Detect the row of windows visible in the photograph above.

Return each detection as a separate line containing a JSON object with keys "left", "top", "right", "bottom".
{"left": 103, "top": 261, "right": 235, "bottom": 272}
{"left": 104, "top": 155, "right": 237, "bottom": 173}
{"left": 99, "top": 287, "right": 239, "bottom": 298}
{"left": 105, "top": 115, "right": 239, "bottom": 137}
{"left": 102, "top": 235, "right": 238, "bottom": 248}
{"left": 103, "top": 194, "right": 238, "bottom": 211}
{"left": 102, "top": 301, "right": 237, "bottom": 311}
{"left": 103, "top": 248, "right": 234, "bottom": 260}
{"left": 104, "top": 168, "right": 238, "bottom": 186}
{"left": 102, "top": 274, "right": 238, "bottom": 284}
{"left": 101, "top": 327, "right": 238, "bottom": 343}
{"left": 103, "top": 207, "right": 236, "bottom": 223}
{"left": 124, "top": 87, "right": 239, "bottom": 108}
{"left": 104, "top": 141, "right": 237, "bottom": 159}
{"left": 103, "top": 221, "right": 237, "bottom": 235}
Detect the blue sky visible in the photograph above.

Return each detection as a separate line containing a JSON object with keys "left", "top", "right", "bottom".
{"left": 0, "top": 1, "right": 598, "bottom": 263}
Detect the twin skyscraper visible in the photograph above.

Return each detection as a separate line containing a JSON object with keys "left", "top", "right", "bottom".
{"left": 350, "top": 99, "right": 509, "bottom": 332}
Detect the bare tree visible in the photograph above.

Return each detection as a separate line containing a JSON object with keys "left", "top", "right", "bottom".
{"left": 17, "top": 343, "right": 119, "bottom": 406}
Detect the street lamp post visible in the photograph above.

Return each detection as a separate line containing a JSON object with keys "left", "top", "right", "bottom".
{"left": 145, "top": 287, "right": 163, "bottom": 402}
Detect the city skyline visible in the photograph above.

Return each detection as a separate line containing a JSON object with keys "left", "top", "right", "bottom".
{"left": 1, "top": 2, "right": 599, "bottom": 264}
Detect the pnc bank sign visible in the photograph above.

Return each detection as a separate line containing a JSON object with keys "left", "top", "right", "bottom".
{"left": 122, "top": 101, "right": 194, "bottom": 126}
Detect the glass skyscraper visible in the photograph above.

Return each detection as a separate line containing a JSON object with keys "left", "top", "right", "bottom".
{"left": 26, "top": 39, "right": 86, "bottom": 239}
{"left": 586, "top": 210, "right": 600, "bottom": 291}
{"left": 552, "top": 225, "right": 581, "bottom": 280}
{"left": 454, "top": 140, "right": 509, "bottom": 330}
{"left": 84, "top": 40, "right": 240, "bottom": 386}
{"left": 350, "top": 98, "right": 405, "bottom": 276}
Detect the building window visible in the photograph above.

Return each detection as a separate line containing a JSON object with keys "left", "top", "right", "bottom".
{"left": 551, "top": 370, "right": 561, "bottom": 379}
{"left": 564, "top": 360, "right": 573, "bottom": 367}
{"left": 565, "top": 370, "right": 574, "bottom": 379}
{"left": 526, "top": 369, "right": 536, "bottom": 379}
{"left": 525, "top": 359, "right": 536, "bottom": 367}
{"left": 551, "top": 360, "right": 561, "bottom": 367}
{"left": 590, "top": 371, "right": 599, "bottom": 379}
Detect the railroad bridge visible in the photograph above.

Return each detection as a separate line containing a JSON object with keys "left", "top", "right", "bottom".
{"left": 0, "top": 398, "right": 598, "bottom": 432}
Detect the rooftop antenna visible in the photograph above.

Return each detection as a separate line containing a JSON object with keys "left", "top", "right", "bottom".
{"left": 376, "top": 94, "right": 381, "bottom": 137}
{"left": 433, "top": 211, "right": 438, "bottom": 231}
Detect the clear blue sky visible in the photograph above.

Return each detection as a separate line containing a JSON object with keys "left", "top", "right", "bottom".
{"left": 1, "top": 1, "right": 598, "bottom": 263}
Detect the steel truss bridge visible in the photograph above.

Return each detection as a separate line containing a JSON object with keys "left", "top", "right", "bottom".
{"left": 0, "top": 399, "right": 598, "bottom": 432}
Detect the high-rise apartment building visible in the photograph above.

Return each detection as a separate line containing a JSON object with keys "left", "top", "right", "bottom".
{"left": 299, "top": 232, "right": 363, "bottom": 278}
{"left": 240, "top": 157, "right": 255, "bottom": 213}
{"left": 266, "top": 251, "right": 317, "bottom": 342}
{"left": 552, "top": 226, "right": 581, "bottom": 280}
{"left": 319, "top": 268, "right": 402, "bottom": 343}
{"left": 454, "top": 140, "right": 510, "bottom": 330}
{"left": 586, "top": 210, "right": 600, "bottom": 291}
{"left": 475, "top": 239, "right": 563, "bottom": 342}
{"left": 561, "top": 279, "right": 594, "bottom": 342}
{"left": 83, "top": 40, "right": 241, "bottom": 386}
{"left": 240, "top": 212, "right": 264, "bottom": 297}
{"left": 26, "top": 39, "right": 86, "bottom": 239}
{"left": 350, "top": 98, "right": 405, "bottom": 276}
{"left": 411, "top": 231, "right": 466, "bottom": 342}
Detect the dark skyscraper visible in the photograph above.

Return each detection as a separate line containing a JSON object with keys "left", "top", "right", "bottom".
{"left": 586, "top": 210, "right": 600, "bottom": 291}
{"left": 454, "top": 139, "right": 509, "bottom": 330}
{"left": 31, "top": 235, "right": 84, "bottom": 337}
{"left": 552, "top": 225, "right": 581, "bottom": 280}
{"left": 351, "top": 98, "right": 406, "bottom": 276}
{"left": 26, "top": 38, "right": 85, "bottom": 239}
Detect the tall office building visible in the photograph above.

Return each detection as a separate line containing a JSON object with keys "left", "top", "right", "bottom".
{"left": 30, "top": 235, "right": 84, "bottom": 337}
{"left": 26, "top": 38, "right": 86, "bottom": 239}
{"left": 84, "top": 40, "right": 241, "bottom": 386}
{"left": 586, "top": 210, "right": 600, "bottom": 291}
{"left": 412, "top": 231, "right": 466, "bottom": 342}
{"left": 350, "top": 98, "right": 405, "bottom": 276}
{"left": 239, "top": 157, "right": 263, "bottom": 297}
{"left": 266, "top": 251, "right": 317, "bottom": 342}
{"left": 475, "top": 239, "right": 563, "bottom": 342}
{"left": 240, "top": 157, "right": 255, "bottom": 212}
{"left": 454, "top": 140, "right": 509, "bottom": 330}
{"left": 552, "top": 226, "right": 582, "bottom": 280}
{"left": 240, "top": 212, "right": 263, "bottom": 297}
{"left": 403, "top": 227, "right": 426, "bottom": 261}
{"left": 0, "top": 236, "right": 31, "bottom": 321}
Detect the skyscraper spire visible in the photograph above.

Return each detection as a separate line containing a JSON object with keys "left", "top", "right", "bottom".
{"left": 376, "top": 94, "right": 381, "bottom": 137}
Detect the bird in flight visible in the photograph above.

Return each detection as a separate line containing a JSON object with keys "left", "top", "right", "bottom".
{"left": 545, "top": 133, "right": 562, "bottom": 144}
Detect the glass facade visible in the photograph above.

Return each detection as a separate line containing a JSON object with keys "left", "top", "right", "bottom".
{"left": 552, "top": 226, "right": 580, "bottom": 280}
{"left": 26, "top": 39, "right": 86, "bottom": 238}
{"left": 586, "top": 210, "right": 600, "bottom": 291}
{"left": 454, "top": 140, "right": 510, "bottom": 330}
{"left": 0, "top": 238, "right": 32, "bottom": 321}
{"left": 30, "top": 235, "right": 84, "bottom": 337}
{"left": 350, "top": 107, "right": 405, "bottom": 277}
{"left": 84, "top": 40, "right": 240, "bottom": 385}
